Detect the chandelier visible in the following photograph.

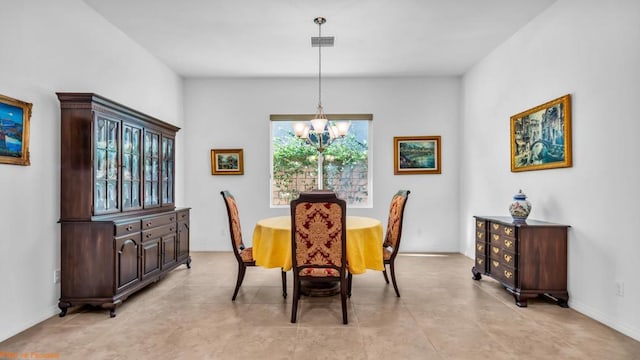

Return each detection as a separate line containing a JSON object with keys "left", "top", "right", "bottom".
{"left": 293, "top": 16, "right": 351, "bottom": 153}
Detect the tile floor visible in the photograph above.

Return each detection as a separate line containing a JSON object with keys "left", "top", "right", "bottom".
{"left": 1, "top": 252, "right": 639, "bottom": 359}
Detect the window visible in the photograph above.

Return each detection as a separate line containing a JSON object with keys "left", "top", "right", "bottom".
{"left": 270, "top": 114, "right": 372, "bottom": 207}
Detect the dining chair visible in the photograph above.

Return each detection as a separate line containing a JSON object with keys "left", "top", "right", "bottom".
{"left": 220, "top": 190, "right": 287, "bottom": 301}
{"left": 382, "top": 190, "right": 411, "bottom": 297}
{"left": 290, "top": 191, "right": 349, "bottom": 324}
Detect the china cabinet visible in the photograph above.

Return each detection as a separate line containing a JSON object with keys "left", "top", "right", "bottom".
{"left": 57, "top": 93, "right": 190, "bottom": 317}
{"left": 472, "top": 216, "right": 569, "bottom": 307}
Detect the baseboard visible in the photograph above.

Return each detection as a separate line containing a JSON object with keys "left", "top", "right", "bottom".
{"left": 569, "top": 299, "right": 640, "bottom": 342}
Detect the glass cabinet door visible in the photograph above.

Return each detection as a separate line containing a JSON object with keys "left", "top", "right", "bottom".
{"left": 143, "top": 130, "right": 160, "bottom": 207}
{"left": 94, "top": 116, "right": 120, "bottom": 214}
{"left": 161, "top": 137, "right": 175, "bottom": 205}
{"left": 122, "top": 124, "right": 142, "bottom": 210}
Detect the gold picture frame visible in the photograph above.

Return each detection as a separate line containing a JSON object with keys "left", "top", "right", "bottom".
{"left": 0, "top": 94, "right": 32, "bottom": 166}
{"left": 211, "top": 148, "right": 244, "bottom": 175}
{"left": 393, "top": 136, "right": 441, "bottom": 175}
{"left": 510, "top": 94, "right": 572, "bottom": 172}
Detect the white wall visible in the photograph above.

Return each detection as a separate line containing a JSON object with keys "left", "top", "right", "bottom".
{"left": 0, "top": 0, "right": 183, "bottom": 342}
{"left": 460, "top": 0, "right": 640, "bottom": 341}
{"left": 183, "top": 77, "right": 461, "bottom": 253}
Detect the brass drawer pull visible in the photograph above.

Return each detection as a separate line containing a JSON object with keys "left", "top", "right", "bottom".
{"left": 477, "top": 232, "right": 484, "bottom": 239}
{"left": 504, "top": 239, "right": 513, "bottom": 248}
{"left": 492, "top": 223, "right": 499, "bottom": 230}
{"left": 126, "top": 225, "right": 133, "bottom": 231}
{"left": 477, "top": 258, "right": 484, "bottom": 265}
{"left": 492, "top": 246, "right": 500, "bottom": 254}
{"left": 504, "top": 254, "right": 513, "bottom": 263}
{"left": 504, "top": 270, "right": 513, "bottom": 279}
{"left": 477, "top": 221, "right": 484, "bottom": 228}
{"left": 493, "top": 234, "right": 500, "bottom": 241}
{"left": 492, "top": 260, "right": 499, "bottom": 268}
{"left": 504, "top": 227, "right": 513, "bottom": 236}
{"left": 476, "top": 243, "right": 484, "bottom": 251}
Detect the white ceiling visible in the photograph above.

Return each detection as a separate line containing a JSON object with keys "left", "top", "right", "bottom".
{"left": 83, "top": 0, "right": 557, "bottom": 78}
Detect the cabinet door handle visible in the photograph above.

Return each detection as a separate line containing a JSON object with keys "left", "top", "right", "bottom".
{"left": 492, "top": 261, "right": 499, "bottom": 268}
{"left": 493, "top": 234, "right": 500, "bottom": 241}
{"left": 504, "top": 270, "right": 513, "bottom": 279}
{"left": 504, "top": 239, "right": 513, "bottom": 249}
{"left": 504, "top": 254, "right": 513, "bottom": 263}
{"left": 504, "top": 227, "right": 513, "bottom": 236}
{"left": 492, "top": 246, "right": 500, "bottom": 254}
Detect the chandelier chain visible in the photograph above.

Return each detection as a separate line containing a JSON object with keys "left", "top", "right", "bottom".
{"left": 317, "top": 18, "right": 322, "bottom": 110}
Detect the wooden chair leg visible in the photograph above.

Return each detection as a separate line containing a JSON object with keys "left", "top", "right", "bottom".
{"left": 291, "top": 278, "right": 299, "bottom": 323}
{"left": 382, "top": 264, "right": 390, "bottom": 284}
{"left": 390, "top": 261, "right": 400, "bottom": 297}
{"left": 341, "top": 278, "right": 348, "bottom": 325}
{"left": 281, "top": 269, "right": 287, "bottom": 299}
{"left": 232, "top": 263, "right": 247, "bottom": 301}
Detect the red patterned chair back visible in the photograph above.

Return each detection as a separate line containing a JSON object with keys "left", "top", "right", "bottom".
{"left": 290, "top": 191, "right": 347, "bottom": 277}
{"left": 383, "top": 190, "right": 411, "bottom": 256}
{"left": 221, "top": 191, "right": 246, "bottom": 262}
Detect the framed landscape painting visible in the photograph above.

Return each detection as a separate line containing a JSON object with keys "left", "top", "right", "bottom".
{"left": 510, "top": 94, "right": 572, "bottom": 172}
{"left": 394, "top": 136, "right": 441, "bottom": 175}
{"left": 0, "top": 94, "right": 32, "bottom": 166}
{"left": 211, "top": 148, "right": 244, "bottom": 175}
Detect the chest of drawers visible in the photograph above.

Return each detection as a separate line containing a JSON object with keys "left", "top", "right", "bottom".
{"left": 472, "top": 216, "right": 569, "bottom": 307}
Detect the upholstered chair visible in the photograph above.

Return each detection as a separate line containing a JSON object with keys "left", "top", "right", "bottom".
{"left": 220, "top": 191, "right": 287, "bottom": 301}
{"left": 290, "top": 191, "right": 348, "bottom": 324}
{"left": 382, "top": 190, "right": 411, "bottom": 297}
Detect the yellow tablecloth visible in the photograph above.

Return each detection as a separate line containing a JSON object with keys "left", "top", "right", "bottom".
{"left": 252, "top": 215, "right": 384, "bottom": 274}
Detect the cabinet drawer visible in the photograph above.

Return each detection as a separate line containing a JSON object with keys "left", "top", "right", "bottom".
{"left": 142, "top": 223, "right": 176, "bottom": 241}
{"left": 475, "top": 254, "right": 486, "bottom": 270}
{"left": 475, "top": 241, "right": 486, "bottom": 254}
{"left": 142, "top": 213, "right": 177, "bottom": 229}
{"left": 115, "top": 220, "right": 141, "bottom": 237}
{"left": 490, "top": 222, "right": 515, "bottom": 237}
{"left": 490, "top": 232, "right": 516, "bottom": 251}
{"left": 177, "top": 210, "right": 189, "bottom": 222}
{"left": 496, "top": 264, "right": 517, "bottom": 288}
{"left": 502, "top": 249, "right": 516, "bottom": 267}
{"left": 489, "top": 244, "right": 502, "bottom": 259}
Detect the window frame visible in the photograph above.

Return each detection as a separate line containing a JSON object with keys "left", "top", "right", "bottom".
{"left": 269, "top": 114, "right": 373, "bottom": 208}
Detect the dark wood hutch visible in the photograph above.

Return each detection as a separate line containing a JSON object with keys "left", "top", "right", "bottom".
{"left": 57, "top": 93, "right": 190, "bottom": 317}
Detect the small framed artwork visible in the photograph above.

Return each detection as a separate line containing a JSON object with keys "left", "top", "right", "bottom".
{"left": 393, "top": 136, "right": 441, "bottom": 175}
{"left": 0, "top": 94, "right": 32, "bottom": 166}
{"left": 510, "top": 94, "right": 572, "bottom": 172}
{"left": 211, "top": 148, "right": 244, "bottom": 175}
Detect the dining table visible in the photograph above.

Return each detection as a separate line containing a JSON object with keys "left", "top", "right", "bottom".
{"left": 252, "top": 215, "right": 384, "bottom": 275}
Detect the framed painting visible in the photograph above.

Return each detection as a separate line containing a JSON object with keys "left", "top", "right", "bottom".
{"left": 211, "top": 148, "right": 244, "bottom": 175}
{"left": 0, "top": 94, "right": 32, "bottom": 166}
{"left": 510, "top": 94, "right": 572, "bottom": 172}
{"left": 393, "top": 136, "right": 441, "bottom": 175}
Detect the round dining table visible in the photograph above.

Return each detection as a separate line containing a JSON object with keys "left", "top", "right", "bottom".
{"left": 252, "top": 215, "right": 384, "bottom": 274}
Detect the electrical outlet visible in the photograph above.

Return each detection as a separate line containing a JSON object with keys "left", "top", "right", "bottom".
{"left": 53, "top": 269, "right": 61, "bottom": 284}
{"left": 615, "top": 281, "right": 624, "bottom": 297}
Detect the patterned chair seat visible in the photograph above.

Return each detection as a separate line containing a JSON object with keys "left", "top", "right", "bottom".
{"left": 299, "top": 268, "right": 340, "bottom": 277}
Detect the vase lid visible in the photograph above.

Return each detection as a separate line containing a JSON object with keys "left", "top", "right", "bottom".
{"left": 513, "top": 189, "right": 527, "bottom": 200}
